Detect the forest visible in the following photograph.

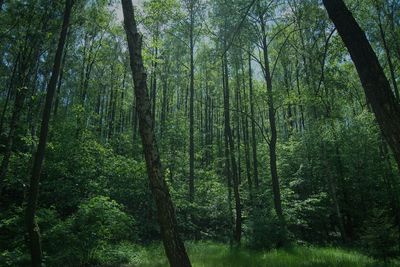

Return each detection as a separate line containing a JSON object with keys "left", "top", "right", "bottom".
{"left": 1, "top": 0, "right": 400, "bottom": 266}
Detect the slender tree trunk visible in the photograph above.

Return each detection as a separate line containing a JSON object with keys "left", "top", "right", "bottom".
{"left": 235, "top": 64, "right": 242, "bottom": 185}
{"left": 25, "top": 1, "right": 73, "bottom": 266}
{"left": 0, "top": 52, "right": 20, "bottom": 136}
{"left": 223, "top": 50, "right": 241, "bottom": 244}
{"left": 53, "top": 29, "right": 70, "bottom": 117}
{"left": 151, "top": 45, "right": 158, "bottom": 124}
{"left": 189, "top": 1, "right": 195, "bottom": 202}
{"left": 160, "top": 60, "right": 169, "bottom": 138}
{"left": 260, "top": 17, "right": 283, "bottom": 220}
{"left": 203, "top": 68, "right": 209, "bottom": 166}
{"left": 119, "top": 68, "right": 127, "bottom": 134}
{"left": 323, "top": 0, "right": 400, "bottom": 170}
{"left": 240, "top": 57, "right": 252, "bottom": 200}
{"left": 223, "top": 111, "right": 234, "bottom": 245}
{"left": 377, "top": 15, "right": 399, "bottom": 100}
{"left": 121, "top": 1, "right": 191, "bottom": 266}
{"left": 248, "top": 51, "right": 259, "bottom": 188}
{"left": 108, "top": 64, "right": 116, "bottom": 139}
{"left": 323, "top": 145, "right": 347, "bottom": 243}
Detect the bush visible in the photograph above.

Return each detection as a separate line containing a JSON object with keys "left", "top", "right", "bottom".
{"left": 46, "top": 196, "right": 135, "bottom": 266}
{"left": 361, "top": 208, "right": 399, "bottom": 260}
{"left": 247, "top": 192, "right": 287, "bottom": 249}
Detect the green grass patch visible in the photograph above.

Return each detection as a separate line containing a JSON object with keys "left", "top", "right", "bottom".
{"left": 121, "top": 242, "right": 399, "bottom": 267}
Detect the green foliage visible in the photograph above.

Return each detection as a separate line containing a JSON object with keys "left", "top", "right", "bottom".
{"left": 0, "top": 206, "right": 30, "bottom": 266}
{"left": 247, "top": 192, "right": 287, "bottom": 250}
{"left": 1, "top": 0, "right": 400, "bottom": 265}
{"left": 45, "top": 196, "right": 135, "bottom": 266}
{"left": 172, "top": 169, "right": 231, "bottom": 241}
{"left": 361, "top": 209, "right": 399, "bottom": 260}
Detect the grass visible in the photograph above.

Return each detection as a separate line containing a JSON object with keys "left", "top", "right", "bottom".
{"left": 121, "top": 242, "right": 400, "bottom": 267}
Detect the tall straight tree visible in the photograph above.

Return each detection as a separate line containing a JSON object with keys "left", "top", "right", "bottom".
{"left": 121, "top": 0, "right": 192, "bottom": 266}
{"left": 248, "top": 50, "right": 259, "bottom": 188}
{"left": 25, "top": 0, "right": 74, "bottom": 266}
{"left": 188, "top": 0, "right": 195, "bottom": 202}
{"left": 222, "top": 39, "right": 242, "bottom": 244}
{"left": 256, "top": 3, "right": 284, "bottom": 221}
{"left": 323, "top": 0, "right": 400, "bottom": 170}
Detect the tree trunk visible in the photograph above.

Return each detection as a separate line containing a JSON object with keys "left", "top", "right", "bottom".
{"left": 223, "top": 50, "right": 241, "bottom": 244}
{"left": 260, "top": 17, "right": 283, "bottom": 220}
{"left": 0, "top": 52, "right": 20, "bottom": 136}
{"left": 189, "top": 0, "right": 195, "bottom": 202}
{"left": 248, "top": 51, "right": 259, "bottom": 188}
{"left": 25, "top": 0, "right": 73, "bottom": 266}
{"left": 235, "top": 64, "right": 242, "bottom": 185}
{"left": 108, "top": 64, "right": 116, "bottom": 139}
{"left": 53, "top": 30, "right": 70, "bottom": 117}
{"left": 322, "top": 144, "right": 347, "bottom": 243}
{"left": 323, "top": 0, "right": 400, "bottom": 170}
{"left": 377, "top": 13, "right": 399, "bottom": 100}
{"left": 160, "top": 59, "right": 169, "bottom": 138}
{"left": 121, "top": 1, "right": 191, "bottom": 266}
{"left": 240, "top": 57, "right": 252, "bottom": 199}
{"left": 151, "top": 46, "right": 158, "bottom": 124}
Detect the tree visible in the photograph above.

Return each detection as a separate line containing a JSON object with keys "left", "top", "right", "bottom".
{"left": 323, "top": 0, "right": 400, "bottom": 170}
{"left": 248, "top": 51, "right": 259, "bottom": 189}
{"left": 222, "top": 34, "right": 242, "bottom": 245}
{"left": 188, "top": 0, "right": 195, "bottom": 203}
{"left": 250, "top": 1, "right": 285, "bottom": 244}
{"left": 25, "top": 0, "right": 74, "bottom": 265}
{"left": 121, "top": 0, "right": 192, "bottom": 266}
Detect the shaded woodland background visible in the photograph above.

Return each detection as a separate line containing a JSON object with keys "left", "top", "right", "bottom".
{"left": 0, "top": 0, "right": 400, "bottom": 266}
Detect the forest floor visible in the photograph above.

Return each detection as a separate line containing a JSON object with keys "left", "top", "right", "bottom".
{"left": 108, "top": 242, "right": 400, "bottom": 267}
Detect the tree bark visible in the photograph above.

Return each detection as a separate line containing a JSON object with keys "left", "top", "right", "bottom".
{"left": 25, "top": 0, "right": 73, "bottom": 266}
{"left": 248, "top": 51, "right": 259, "bottom": 188}
{"left": 323, "top": 0, "right": 400, "bottom": 170}
{"left": 121, "top": 1, "right": 191, "bottom": 266}
{"left": 150, "top": 45, "right": 158, "bottom": 124}
{"left": 189, "top": 0, "right": 195, "bottom": 202}
{"left": 240, "top": 57, "right": 252, "bottom": 199}
{"left": 160, "top": 59, "right": 169, "bottom": 138}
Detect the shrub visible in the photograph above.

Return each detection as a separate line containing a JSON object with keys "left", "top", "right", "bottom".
{"left": 46, "top": 196, "right": 135, "bottom": 266}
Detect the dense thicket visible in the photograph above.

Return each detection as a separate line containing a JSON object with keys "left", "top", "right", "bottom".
{"left": 0, "top": 0, "right": 399, "bottom": 266}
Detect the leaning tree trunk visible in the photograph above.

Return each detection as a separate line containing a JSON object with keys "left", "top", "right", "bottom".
{"left": 25, "top": 1, "right": 73, "bottom": 266}
{"left": 121, "top": 1, "right": 192, "bottom": 266}
{"left": 323, "top": 0, "right": 400, "bottom": 170}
